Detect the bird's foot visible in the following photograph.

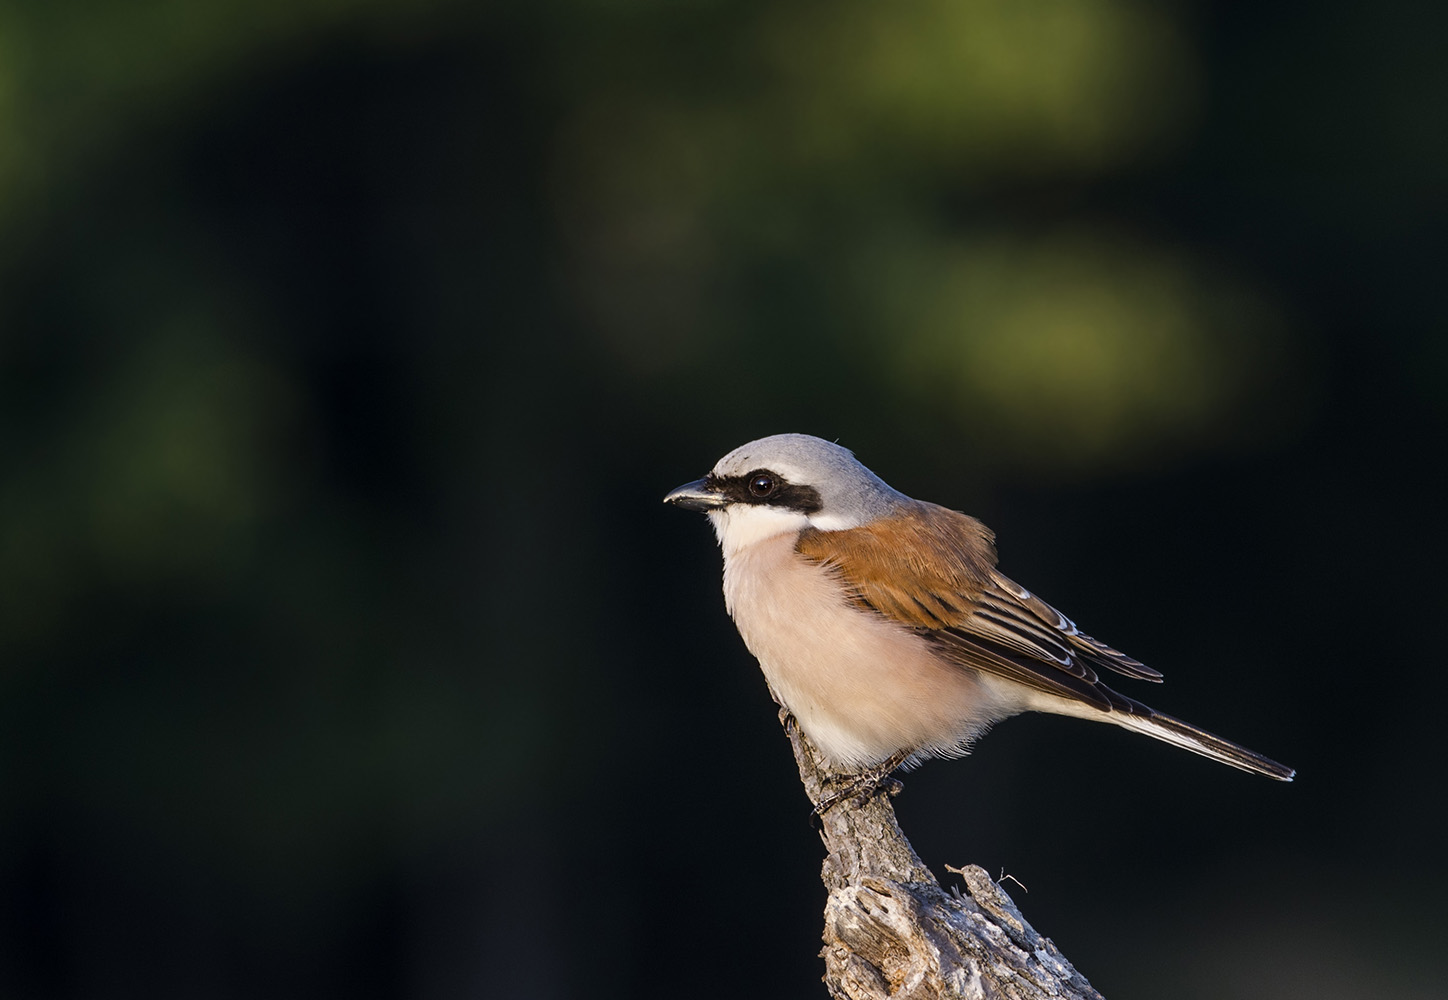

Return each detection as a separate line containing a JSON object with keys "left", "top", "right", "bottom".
{"left": 813, "top": 752, "right": 909, "bottom": 817}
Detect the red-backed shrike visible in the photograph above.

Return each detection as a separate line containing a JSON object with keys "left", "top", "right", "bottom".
{"left": 665, "top": 433, "right": 1293, "bottom": 781}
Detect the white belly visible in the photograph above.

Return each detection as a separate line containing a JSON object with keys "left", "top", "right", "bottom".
{"left": 721, "top": 532, "right": 1013, "bottom": 768}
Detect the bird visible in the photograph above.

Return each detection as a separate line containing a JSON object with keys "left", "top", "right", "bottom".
{"left": 664, "top": 433, "right": 1294, "bottom": 786}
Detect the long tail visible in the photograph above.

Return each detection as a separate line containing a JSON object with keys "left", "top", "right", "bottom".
{"left": 1112, "top": 708, "right": 1295, "bottom": 781}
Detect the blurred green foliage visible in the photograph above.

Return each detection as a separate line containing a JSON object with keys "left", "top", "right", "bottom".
{"left": 4, "top": 0, "right": 1297, "bottom": 472}
{"left": 546, "top": 0, "right": 1302, "bottom": 467}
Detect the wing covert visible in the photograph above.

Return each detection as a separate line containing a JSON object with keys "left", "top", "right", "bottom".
{"left": 794, "top": 501, "right": 1162, "bottom": 718}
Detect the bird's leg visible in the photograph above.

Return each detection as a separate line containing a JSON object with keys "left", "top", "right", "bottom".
{"left": 814, "top": 749, "right": 910, "bottom": 817}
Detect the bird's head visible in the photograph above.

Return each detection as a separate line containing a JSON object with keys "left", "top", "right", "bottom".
{"left": 664, "top": 433, "right": 906, "bottom": 553}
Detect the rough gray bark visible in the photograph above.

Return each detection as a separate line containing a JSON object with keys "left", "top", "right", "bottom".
{"left": 783, "top": 709, "right": 1104, "bottom": 1000}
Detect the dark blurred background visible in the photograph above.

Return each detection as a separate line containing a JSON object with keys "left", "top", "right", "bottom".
{"left": 0, "top": 1, "right": 1443, "bottom": 998}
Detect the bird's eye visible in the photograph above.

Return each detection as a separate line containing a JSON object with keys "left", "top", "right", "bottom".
{"left": 748, "top": 473, "right": 776, "bottom": 498}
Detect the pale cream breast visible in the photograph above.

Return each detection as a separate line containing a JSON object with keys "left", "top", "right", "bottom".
{"left": 721, "top": 531, "right": 1017, "bottom": 768}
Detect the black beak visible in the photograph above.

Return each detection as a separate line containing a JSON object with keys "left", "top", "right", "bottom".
{"left": 663, "top": 478, "right": 727, "bottom": 512}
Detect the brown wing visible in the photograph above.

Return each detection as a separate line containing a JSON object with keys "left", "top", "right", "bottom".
{"left": 795, "top": 501, "right": 1162, "bottom": 716}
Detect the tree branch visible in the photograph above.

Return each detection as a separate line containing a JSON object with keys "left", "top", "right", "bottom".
{"left": 783, "top": 709, "right": 1105, "bottom": 1000}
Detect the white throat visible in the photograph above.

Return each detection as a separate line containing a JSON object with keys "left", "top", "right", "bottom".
{"left": 707, "top": 505, "right": 812, "bottom": 558}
